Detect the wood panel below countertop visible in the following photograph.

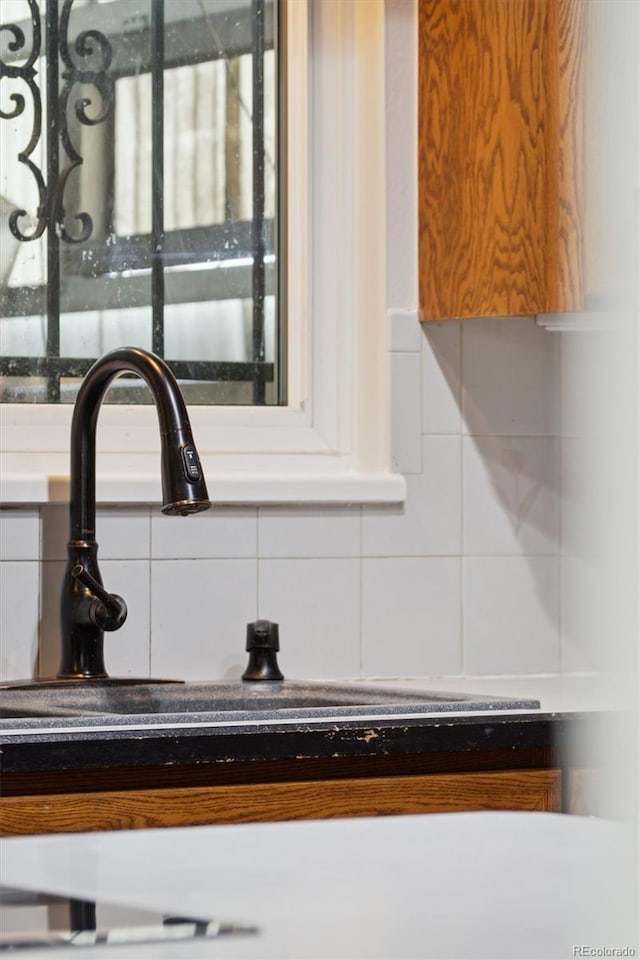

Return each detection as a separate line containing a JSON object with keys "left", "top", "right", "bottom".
{"left": 0, "top": 769, "right": 562, "bottom": 836}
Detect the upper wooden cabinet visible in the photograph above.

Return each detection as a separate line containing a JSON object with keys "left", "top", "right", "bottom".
{"left": 418, "top": 0, "right": 586, "bottom": 321}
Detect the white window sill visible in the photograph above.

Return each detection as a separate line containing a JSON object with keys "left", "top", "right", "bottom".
{"left": 0, "top": 471, "right": 406, "bottom": 506}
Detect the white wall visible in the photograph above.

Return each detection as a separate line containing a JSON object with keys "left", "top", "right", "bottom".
{"left": 0, "top": 0, "right": 597, "bottom": 685}
{"left": 0, "top": 318, "right": 565, "bottom": 685}
{"left": 0, "top": 311, "right": 564, "bottom": 683}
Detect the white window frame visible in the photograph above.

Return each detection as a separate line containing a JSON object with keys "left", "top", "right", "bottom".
{"left": 0, "top": 0, "right": 405, "bottom": 506}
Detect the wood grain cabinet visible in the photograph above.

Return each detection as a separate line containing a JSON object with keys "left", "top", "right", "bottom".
{"left": 2, "top": 715, "right": 583, "bottom": 836}
{"left": 1, "top": 756, "right": 562, "bottom": 836}
{"left": 418, "top": 0, "right": 586, "bottom": 321}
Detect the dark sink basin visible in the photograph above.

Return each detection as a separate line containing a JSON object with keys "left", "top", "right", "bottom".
{"left": 0, "top": 680, "right": 540, "bottom": 721}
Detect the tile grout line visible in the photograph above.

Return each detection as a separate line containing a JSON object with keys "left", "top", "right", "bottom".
{"left": 147, "top": 506, "right": 153, "bottom": 676}
{"left": 460, "top": 440, "right": 466, "bottom": 676}
{"left": 255, "top": 507, "right": 261, "bottom": 620}
{"left": 557, "top": 331, "right": 565, "bottom": 675}
{"left": 37, "top": 505, "right": 44, "bottom": 678}
{"left": 460, "top": 433, "right": 565, "bottom": 440}
{"left": 460, "top": 319, "right": 466, "bottom": 675}
{"left": 358, "top": 503, "right": 364, "bottom": 677}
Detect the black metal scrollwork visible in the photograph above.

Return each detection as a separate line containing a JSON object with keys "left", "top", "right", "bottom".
{"left": 56, "top": 0, "right": 113, "bottom": 243}
{"left": 0, "top": 0, "right": 113, "bottom": 245}
{"left": 0, "top": 0, "right": 47, "bottom": 241}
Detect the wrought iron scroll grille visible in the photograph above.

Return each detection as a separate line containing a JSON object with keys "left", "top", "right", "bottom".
{"left": 0, "top": 0, "right": 279, "bottom": 405}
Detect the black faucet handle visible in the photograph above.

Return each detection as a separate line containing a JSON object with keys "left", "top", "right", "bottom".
{"left": 242, "top": 620, "right": 284, "bottom": 681}
{"left": 246, "top": 619, "right": 280, "bottom": 650}
{"left": 72, "top": 564, "right": 128, "bottom": 632}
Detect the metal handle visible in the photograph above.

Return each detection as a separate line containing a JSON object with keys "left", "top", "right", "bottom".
{"left": 72, "top": 564, "right": 127, "bottom": 631}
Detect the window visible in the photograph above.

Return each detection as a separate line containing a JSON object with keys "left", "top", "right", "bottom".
{"left": 0, "top": 0, "right": 405, "bottom": 505}
{"left": 1, "top": 0, "right": 281, "bottom": 405}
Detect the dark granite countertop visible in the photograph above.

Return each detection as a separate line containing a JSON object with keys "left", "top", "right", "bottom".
{"left": 0, "top": 676, "right": 616, "bottom": 779}
{"left": 0, "top": 708, "right": 597, "bottom": 777}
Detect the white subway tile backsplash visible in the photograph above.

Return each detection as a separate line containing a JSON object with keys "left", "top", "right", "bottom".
{"left": 561, "top": 435, "right": 606, "bottom": 558}
{"left": 258, "top": 559, "right": 360, "bottom": 678}
{"left": 389, "top": 310, "right": 422, "bottom": 353}
{"left": 99, "top": 560, "right": 151, "bottom": 677}
{"left": 421, "top": 320, "right": 462, "bottom": 435}
{"left": 41, "top": 505, "right": 151, "bottom": 561}
{"left": 97, "top": 509, "right": 152, "bottom": 560}
{"left": 38, "top": 561, "right": 65, "bottom": 679}
{"left": 463, "top": 557, "right": 560, "bottom": 674}
{"left": 463, "top": 436, "right": 560, "bottom": 555}
{"left": 41, "top": 505, "right": 68, "bottom": 561}
{"left": 362, "top": 558, "right": 461, "bottom": 676}
{"left": 560, "top": 554, "right": 606, "bottom": 673}
{"left": 152, "top": 507, "right": 257, "bottom": 559}
{"left": 560, "top": 329, "right": 607, "bottom": 439}
{"left": 462, "top": 317, "right": 560, "bottom": 437}
{"left": 258, "top": 506, "right": 360, "bottom": 558}
{"left": 391, "top": 353, "right": 423, "bottom": 474}
{"left": 363, "top": 436, "right": 461, "bottom": 556}
{"left": 0, "top": 561, "right": 39, "bottom": 681}
{"left": 0, "top": 509, "right": 40, "bottom": 561}
{"left": 150, "top": 559, "right": 257, "bottom": 680}
{"left": 0, "top": 302, "right": 568, "bottom": 683}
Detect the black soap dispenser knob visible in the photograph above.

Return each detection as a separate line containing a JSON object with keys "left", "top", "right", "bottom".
{"left": 242, "top": 620, "right": 284, "bottom": 681}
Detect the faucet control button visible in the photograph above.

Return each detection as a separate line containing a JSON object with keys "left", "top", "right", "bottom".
{"left": 181, "top": 445, "right": 201, "bottom": 482}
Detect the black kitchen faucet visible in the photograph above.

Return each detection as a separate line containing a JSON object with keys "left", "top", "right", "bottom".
{"left": 58, "top": 347, "right": 210, "bottom": 680}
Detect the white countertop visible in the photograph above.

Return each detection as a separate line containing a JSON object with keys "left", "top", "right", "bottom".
{"left": 0, "top": 812, "right": 636, "bottom": 959}
{"left": 336, "top": 672, "right": 627, "bottom": 714}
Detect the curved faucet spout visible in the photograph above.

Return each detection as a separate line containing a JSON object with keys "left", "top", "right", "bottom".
{"left": 59, "top": 347, "right": 211, "bottom": 680}
{"left": 70, "top": 347, "right": 210, "bottom": 540}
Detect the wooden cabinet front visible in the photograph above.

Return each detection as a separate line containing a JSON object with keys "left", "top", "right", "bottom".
{"left": 418, "top": 0, "right": 586, "bottom": 321}
{"left": 1, "top": 744, "right": 563, "bottom": 836}
{"left": 0, "top": 769, "right": 562, "bottom": 835}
